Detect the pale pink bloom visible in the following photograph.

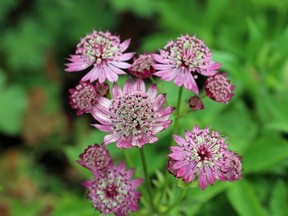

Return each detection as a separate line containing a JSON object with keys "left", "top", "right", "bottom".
{"left": 77, "top": 144, "right": 111, "bottom": 176}
{"left": 69, "top": 81, "right": 99, "bottom": 115}
{"left": 169, "top": 125, "right": 230, "bottom": 190}
{"left": 65, "top": 30, "right": 134, "bottom": 83}
{"left": 205, "top": 72, "right": 235, "bottom": 103}
{"left": 188, "top": 96, "right": 204, "bottom": 111}
{"left": 91, "top": 79, "right": 174, "bottom": 148}
{"left": 84, "top": 163, "right": 143, "bottom": 216}
{"left": 128, "top": 53, "right": 156, "bottom": 78}
{"left": 153, "top": 34, "right": 221, "bottom": 94}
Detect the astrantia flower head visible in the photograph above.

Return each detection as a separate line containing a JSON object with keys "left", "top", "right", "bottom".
{"left": 153, "top": 34, "right": 221, "bottom": 94}
{"left": 169, "top": 125, "right": 230, "bottom": 190}
{"left": 95, "top": 81, "right": 110, "bottom": 97}
{"left": 205, "top": 72, "right": 235, "bottom": 103}
{"left": 84, "top": 163, "right": 143, "bottom": 216}
{"left": 69, "top": 81, "right": 99, "bottom": 115}
{"left": 77, "top": 144, "right": 111, "bottom": 174}
{"left": 65, "top": 30, "right": 134, "bottom": 83}
{"left": 220, "top": 151, "right": 242, "bottom": 181}
{"left": 128, "top": 53, "right": 156, "bottom": 78}
{"left": 92, "top": 79, "right": 174, "bottom": 148}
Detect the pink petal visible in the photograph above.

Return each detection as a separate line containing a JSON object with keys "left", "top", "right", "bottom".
{"left": 119, "top": 39, "right": 131, "bottom": 52}
{"left": 92, "top": 124, "right": 113, "bottom": 132}
{"left": 147, "top": 84, "right": 157, "bottom": 98}
{"left": 97, "top": 96, "right": 112, "bottom": 109}
{"left": 112, "top": 83, "right": 123, "bottom": 98}
{"left": 111, "top": 61, "right": 131, "bottom": 69}
{"left": 154, "top": 94, "right": 166, "bottom": 109}
{"left": 103, "top": 133, "right": 121, "bottom": 145}
{"left": 134, "top": 79, "right": 146, "bottom": 93}
{"left": 114, "top": 52, "right": 135, "bottom": 61}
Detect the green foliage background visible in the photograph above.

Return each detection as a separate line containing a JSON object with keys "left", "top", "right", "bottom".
{"left": 0, "top": 0, "right": 287, "bottom": 215}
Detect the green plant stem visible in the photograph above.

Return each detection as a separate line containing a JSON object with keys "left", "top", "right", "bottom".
{"left": 140, "top": 148, "right": 155, "bottom": 213}
{"left": 123, "top": 150, "right": 134, "bottom": 167}
{"left": 170, "top": 86, "right": 184, "bottom": 146}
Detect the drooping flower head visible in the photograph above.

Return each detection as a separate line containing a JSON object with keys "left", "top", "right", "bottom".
{"left": 205, "top": 72, "right": 235, "bottom": 103}
{"left": 69, "top": 81, "right": 99, "bottom": 115}
{"left": 220, "top": 151, "right": 242, "bottom": 181}
{"left": 95, "top": 81, "right": 110, "bottom": 97}
{"left": 128, "top": 53, "right": 156, "bottom": 78}
{"left": 84, "top": 163, "right": 143, "bottom": 216}
{"left": 92, "top": 79, "right": 174, "bottom": 148}
{"left": 77, "top": 144, "right": 111, "bottom": 175}
{"left": 169, "top": 125, "right": 242, "bottom": 190}
{"left": 188, "top": 96, "right": 204, "bottom": 111}
{"left": 65, "top": 30, "right": 134, "bottom": 83}
{"left": 153, "top": 34, "right": 221, "bottom": 94}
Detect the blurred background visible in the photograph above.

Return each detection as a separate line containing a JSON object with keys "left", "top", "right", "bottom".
{"left": 0, "top": 0, "right": 287, "bottom": 215}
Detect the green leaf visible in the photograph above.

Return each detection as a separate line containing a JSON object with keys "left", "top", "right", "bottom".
{"left": 269, "top": 180, "right": 288, "bottom": 216}
{"left": 243, "top": 133, "right": 288, "bottom": 173}
{"left": 0, "top": 79, "right": 28, "bottom": 135}
{"left": 227, "top": 180, "right": 267, "bottom": 216}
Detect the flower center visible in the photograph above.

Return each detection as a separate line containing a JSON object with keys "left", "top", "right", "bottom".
{"left": 197, "top": 144, "right": 213, "bottom": 161}
{"left": 109, "top": 92, "right": 157, "bottom": 137}
{"left": 104, "top": 184, "right": 119, "bottom": 199}
{"left": 72, "top": 84, "right": 97, "bottom": 110}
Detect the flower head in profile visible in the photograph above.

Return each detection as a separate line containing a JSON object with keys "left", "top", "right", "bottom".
{"left": 153, "top": 34, "right": 221, "bottom": 94}
{"left": 220, "top": 151, "right": 242, "bottom": 181}
{"left": 205, "top": 72, "right": 235, "bottom": 103}
{"left": 188, "top": 96, "right": 204, "bottom": 111}
{"left": 69, "top": 81, "right": 99, "bottom": 115}
{"left": 169, "top": 125, "right": 240, "bottom": 190}
{"left": 128, "top": 53, "right": 156, "bottom": 78}
{"left": 77, "top": 144, "right": 111, "bottom": 175}
{"left": 92, "top": 79, "right": 174, "bottom": 148}
{"left": 65, "top": 30, "right": 134, "bottom": 83}
{"left": 84, "top": 163, "right": 143, "bottom": 216}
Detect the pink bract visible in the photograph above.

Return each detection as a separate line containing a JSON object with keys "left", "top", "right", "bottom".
{"left": 84, "top": 162, "right": 143, "bottom": 216}
{"left": 91, "top": 78, "right": 174, "bottom": 148}
{"left": 65, "top": 30, "right": 134, "bottom": 83}
{"left": 153, "top": 34, "right": 221, "bottom": 94}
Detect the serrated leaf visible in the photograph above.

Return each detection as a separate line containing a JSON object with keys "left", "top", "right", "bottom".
{"left": 227, "top": 180, "right": 267, "bottom": 216}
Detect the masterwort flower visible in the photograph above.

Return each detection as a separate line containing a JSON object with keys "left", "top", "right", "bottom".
{"left": 220, "top": 151, "right": 242, "bottom": 181}
{"left": 169, "top": 125, "right": 242, "bottom": 190}
{"left": 77, "top": 144, "right": 111, "bottom": 175}
{"left": 128, "top": 53, "right": 156, "bottom": 78}
{"left": 69, "top": 81, "right": 99, "bottom": 115}
{"left": 84, "top": 162, "right": 143, "bottom": 216}
{"left": 91, "top": 79, "right": 174, "bottom": 148}
{"left": 65, "top": 30, "right": 134, "bottom": 83}
{"left": 205, "top": 72, "right": 235, "bottom": 103}
{"left": 153, "top": 34, "right": 221, "bottom": 94}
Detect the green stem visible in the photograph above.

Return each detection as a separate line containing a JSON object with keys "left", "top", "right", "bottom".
{"left": 123, "top": 150, "right": 133, "bottom": 167}
{"left": 170, "top": 86, "right": 184, "bottom": 146}
{"left": 140, "top": 148, "right": 155, "bottom": 212}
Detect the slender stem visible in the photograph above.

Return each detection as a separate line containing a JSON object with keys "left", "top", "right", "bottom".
{"left": 170, "top": 86, "right": 184, "bottom": 146}
{"left": 123, "top": 150, "right": 134, "bottom": 167}
{"left": 140, "top": 148, "right": 155, "bottom": 212}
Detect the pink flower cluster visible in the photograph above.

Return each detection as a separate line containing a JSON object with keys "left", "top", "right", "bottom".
{"left": 168, "top": 125, "right": 242, "bottom": 190}
{"left": 78, "top": 144, "right": 143, "bottom": 216}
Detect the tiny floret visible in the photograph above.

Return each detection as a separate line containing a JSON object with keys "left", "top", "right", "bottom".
{"left": 128, "top": 53, "right": 156, "bottom": 78}
{"left": 69, "top": 81, "right": 99, "bottom": 115}
{"left": 153, "top": 34, "right": 221, "bottom": 94}
{"left": 91, "top": 79, "right": 174, "bottom": 148}
{"left": 65, "top": 30, "right": 134, "bottom": 83}
{"left": 84, "top": 163, "right": 143, "bottom": 216}
{"left": 168, "top": 125, "right": 242, "bottom": 190}
{"left": 205, "top": 72, "right": 235, "bottom": 103}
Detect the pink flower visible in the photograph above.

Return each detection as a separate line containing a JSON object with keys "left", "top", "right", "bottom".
{"left": 91, "top": 79, "right": 174, "bottom": 148}
{"left": 65, "top": 30, "right": 134, "bottom": 83}
{"left": 128, "top": 53, "right": 156, "bottom": 78}
{"left": 220, "top": 151, "right": 242, "bottom": 181}
{"left": 188, "top": 96, "right": 204, "bottom": 111}
{"left": 77, "top": 144, "right": 111, "bottom": 175}
{"left": 69, "top": 81, "right": 99, "bottom": 115}
{"left": 169, "top": 125, "right": 235, "bottom": 190}
{"left": 205, "top": 72, "right": 235, "bottom": 103}
{"left": 153, "top": 34, "right": 221, "bottom": 94}
{"left": 84, "top": 163, "right": 143, "bottom": 216}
